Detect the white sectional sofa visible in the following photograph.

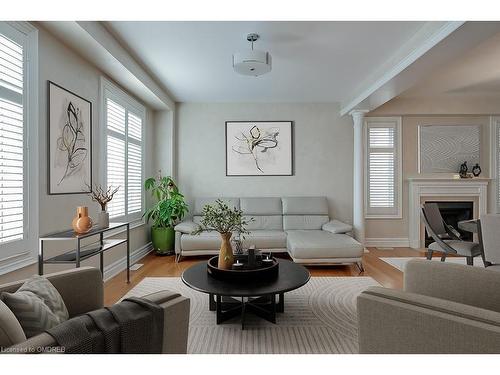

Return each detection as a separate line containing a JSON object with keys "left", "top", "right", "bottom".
{"left": 174, "top": 196, "right": 364, "bottom": 269}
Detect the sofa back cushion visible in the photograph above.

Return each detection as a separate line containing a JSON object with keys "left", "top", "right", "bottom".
{"left": 193, "top": 197, "right": 240, "bottom": 225}
{"left": 241, "top": 197, "right": 283, "bottom": 230}
{"left": 282, "top": 196, "right": 330, "bottom": 230}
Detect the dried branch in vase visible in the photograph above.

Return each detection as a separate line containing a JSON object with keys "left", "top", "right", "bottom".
{"left": 86, "top": 183, "right": 120, "bottom": 211}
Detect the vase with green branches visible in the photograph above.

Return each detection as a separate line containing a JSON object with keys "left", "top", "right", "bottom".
{"left": 143, "top": 172, "right": 188, "bottom": 255}
{"left": 195, "top": 199, "right": 253, "bottom": 269}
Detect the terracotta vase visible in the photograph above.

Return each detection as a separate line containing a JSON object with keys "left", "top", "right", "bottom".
{"left": 218, "top": 232, "right": 234, "bottom": 270}
{"left": 72, "top": 206, "right": 93, "bottom": 234}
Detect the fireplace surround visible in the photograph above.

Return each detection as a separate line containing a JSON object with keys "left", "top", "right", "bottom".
{"left": 408, "top": 176, "right": 489, "bottom": 248}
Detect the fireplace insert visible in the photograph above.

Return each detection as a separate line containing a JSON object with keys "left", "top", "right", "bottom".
{"left": 424, "top": 201, "right": 474, "bottom": 247}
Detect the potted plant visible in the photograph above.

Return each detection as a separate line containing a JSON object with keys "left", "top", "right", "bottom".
{"left": 86, "top": 184, "right": 120, "bottom": 229}
{"left": 195, "top": 199, "right": 252, "bottom": 269}
{"left": 143, "top": 173, "right": 188, "bottom": 255}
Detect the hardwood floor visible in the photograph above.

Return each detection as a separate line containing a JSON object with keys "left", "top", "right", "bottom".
{"left": 103, "top": 247, "right": 429, "bottom": 305}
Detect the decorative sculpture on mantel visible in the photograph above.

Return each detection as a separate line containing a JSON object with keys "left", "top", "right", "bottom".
{"left": 459, "top": 161, "right": 469, "bottom": 178}
{"left": 472, "top": 163, "right": 482, "bottom": 177}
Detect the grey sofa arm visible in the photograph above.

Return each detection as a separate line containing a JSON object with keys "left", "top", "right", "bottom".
{"left": 322, "top": 220, "right": 353, "bottom": 234}
{"left": 404, "top": 259, "right": 500, "bottom": 313}
{"left": 143, "top": 290, "right": 191, "bottom": 354}
{"left": 357, "top": 286, "right": 500, "bottom": 353}
{"left": 8, "top": 289, "right": 190, "bottom": 354}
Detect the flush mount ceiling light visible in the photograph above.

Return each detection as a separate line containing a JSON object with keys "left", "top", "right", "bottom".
{"left": 233, "top": 33, "right": 272, "bottom": 77}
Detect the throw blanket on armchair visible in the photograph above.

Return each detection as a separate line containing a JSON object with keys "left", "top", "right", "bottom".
{"left": 46, "top": 297, "right": 164, "bottom": 354}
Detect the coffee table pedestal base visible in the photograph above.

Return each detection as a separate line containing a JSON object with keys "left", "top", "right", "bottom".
{"left": 209, "top": 293, "right": 285, "bottom": 329}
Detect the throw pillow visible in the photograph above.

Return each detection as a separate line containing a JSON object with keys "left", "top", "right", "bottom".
{"left": 1, "top": 291, "right": 61, "bottom": 338}
{"left": 16, "top": 275, "right": 69, "bottom": 322}
{"left": 0, "top": 299, "right": 27, "bottom": 349}
{"left": 0, "top": 275, "right": 69, "bottom": 338}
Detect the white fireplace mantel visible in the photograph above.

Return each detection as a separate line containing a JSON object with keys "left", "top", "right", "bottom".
{"left": 408, "top": 176, "right": 490, "bottom": 248}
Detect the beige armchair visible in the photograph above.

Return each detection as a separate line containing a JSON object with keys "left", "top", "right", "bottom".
{"left": 1, "top": 267, "right": 190, "bottom": 354}
{"left": 357, "top": 259, "right": 500, "bottom": 353}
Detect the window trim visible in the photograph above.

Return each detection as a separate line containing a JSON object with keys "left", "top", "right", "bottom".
{"left": 100, "top": 77, "right": 146, "bottom": 225}
{"left": 0, "top": 21, "right": 38, "bottom": 275}
{"left": 364, "top": 116, "right": 402, "bottom": 219}
{"left": 491, "top": 116, "right": 500, "bottom": 214}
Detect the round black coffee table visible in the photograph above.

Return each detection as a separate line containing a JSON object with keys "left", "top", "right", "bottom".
{"left": 181, "top": 258, "right": 310, "bottom": 329}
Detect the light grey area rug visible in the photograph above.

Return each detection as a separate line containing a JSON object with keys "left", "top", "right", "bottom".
{"left": 122, "top": 276, "right": 379, "bottom": 354}
{"left": 381, "top": 256, "right": 485, "bottom": 272}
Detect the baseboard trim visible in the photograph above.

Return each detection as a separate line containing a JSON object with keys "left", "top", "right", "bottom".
{"left": 365, "top": 238, "right": 410, "bottom": 248}
{"left": 103, "top": 242, "right": 153, "bottom": 282}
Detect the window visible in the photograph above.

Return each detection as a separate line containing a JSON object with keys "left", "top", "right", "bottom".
{"left": 102, "top": 79, "right": 145, "bottom": 223}
{"left": 365, "top": 117, "right": 402, "bottom": 218}
{"left": 0, "top": 22, "right": 38, "bottom": 274}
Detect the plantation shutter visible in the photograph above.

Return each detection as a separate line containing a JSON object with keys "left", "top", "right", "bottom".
{"left": 127, "top": 112, "right": 142, "bottom": 215}
{"left": 104, "top": 85, "right": 144, "bottom": 222}
{"left": 365, "top": 118, "right": 401, "bottom": 218}
{"left": 0, "top": 32, "right": 24, "bottom": 245}
{"left": 497, "top": 120, "right": 500, "bottom": 213}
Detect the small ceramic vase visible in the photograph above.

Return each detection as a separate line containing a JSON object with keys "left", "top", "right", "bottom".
{"left": 72, "top": 206, "right": 93, "bottom": 234}
{"left": 98, "top": 210, "right": 109, "bottom": 229}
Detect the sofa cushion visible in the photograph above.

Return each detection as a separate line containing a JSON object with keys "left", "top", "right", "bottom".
{"left": 283, "top": 215, "right": 330, "bottom": 230}
{"left": 181, "top": 231, "right": 222, "bottom": 251}
{"left": 243, "top": 215, "right": 283, "bottom": 231}
{"left": 286, "top": 230, "right": 363, "bottom": 259}
{"left": 193, "top": 198, "right": 240, "bottom": 215}
{"left": 242, "top": 230, "right": 287, "bottom": 249}
{"left": 240, "top": 197, "right": 282, "bottom": 215}
{"left": 0, "top": 299, "right": 26, "bottom": 348}
{"left": 282, "top": 197, "right": 329, "bottom": 215}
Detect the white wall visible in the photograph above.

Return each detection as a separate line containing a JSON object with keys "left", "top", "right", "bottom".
{"left": 0, "top": 25, "right": 156, "bottom": 284}
{"left": 176, "top": 102, "right": 354, "bottom": 222}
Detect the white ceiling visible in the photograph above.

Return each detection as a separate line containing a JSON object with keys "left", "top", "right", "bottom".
{"left": 105, "top": 21, "right": 428, "bottom": 103}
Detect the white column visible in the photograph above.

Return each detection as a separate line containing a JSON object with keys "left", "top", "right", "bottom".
{"left": 350, "top": 110, "right": 368, "bottom": 246}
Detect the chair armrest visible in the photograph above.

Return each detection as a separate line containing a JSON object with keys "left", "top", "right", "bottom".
{"left": 142, "top": 291, "right": 190, "bottom": 354}
{"left": 322, "top": 220, "right": 352, "bottom": 234}
{"left": 404, "top": 259, "right": 500, "bottom": 313}
{"left": 445, "top": 224, "right": 461, "bottom": 240}
{"left": 174, "top": 220, "right": 200, "bottom": 234}
{"left": 357, "top": 286, "right": 500, "bottom": 353}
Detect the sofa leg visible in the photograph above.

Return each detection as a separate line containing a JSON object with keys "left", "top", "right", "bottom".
{"left": 175, "top": 253, "right": 182, "bottom": 263}
{"left": 466, "top": 256, "right": 474, "bottom": 266}
{"left": 356, "top": 262, "right": 365, "bottom": 273}
{"left": 426, "top": 250, "right": 433, "bottom": 260}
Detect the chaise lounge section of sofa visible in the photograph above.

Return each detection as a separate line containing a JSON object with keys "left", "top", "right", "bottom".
{"left": 174, "top": 196, "right": 363, "bottom": 269}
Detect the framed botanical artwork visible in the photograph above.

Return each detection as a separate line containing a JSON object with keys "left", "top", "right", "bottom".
{"left": 226, "top": 121, "right": 293, "bottom": 176}
{"left": 48, "top": 81, "right": 92, "bottom": 194}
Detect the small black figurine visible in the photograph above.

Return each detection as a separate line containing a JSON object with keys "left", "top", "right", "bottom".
{"left": 472, "top": 163, "right": 482, "bottom": 177}
{"left": 459, "top": 161, "right": 468, "bottom": 178}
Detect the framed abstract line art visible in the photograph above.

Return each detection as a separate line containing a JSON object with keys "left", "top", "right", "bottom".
{"left": 48, "top": 81, "right": 92, "bottom": 194}
{"left": 226, "top": 121, "right": 293, "bottom": 176}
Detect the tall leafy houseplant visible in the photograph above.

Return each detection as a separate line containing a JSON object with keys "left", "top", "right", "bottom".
{"left": 144, "top": 174, "right": 188, "bottom": 255}
{"left": 195, "top": 199, "right": 252, "bottom": 269}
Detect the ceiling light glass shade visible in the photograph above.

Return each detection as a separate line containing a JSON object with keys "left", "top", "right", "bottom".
{"left": 233, "top": 50, "right": 272, "bottom": 76}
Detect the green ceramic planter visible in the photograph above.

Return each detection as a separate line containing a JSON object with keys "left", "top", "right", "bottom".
{"left": 151, "top": 226, "right": 175, "bottom": 255}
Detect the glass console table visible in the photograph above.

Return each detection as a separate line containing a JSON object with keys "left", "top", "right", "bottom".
{"left": 38, "top": 222, "right": 130, "bottom": 283}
